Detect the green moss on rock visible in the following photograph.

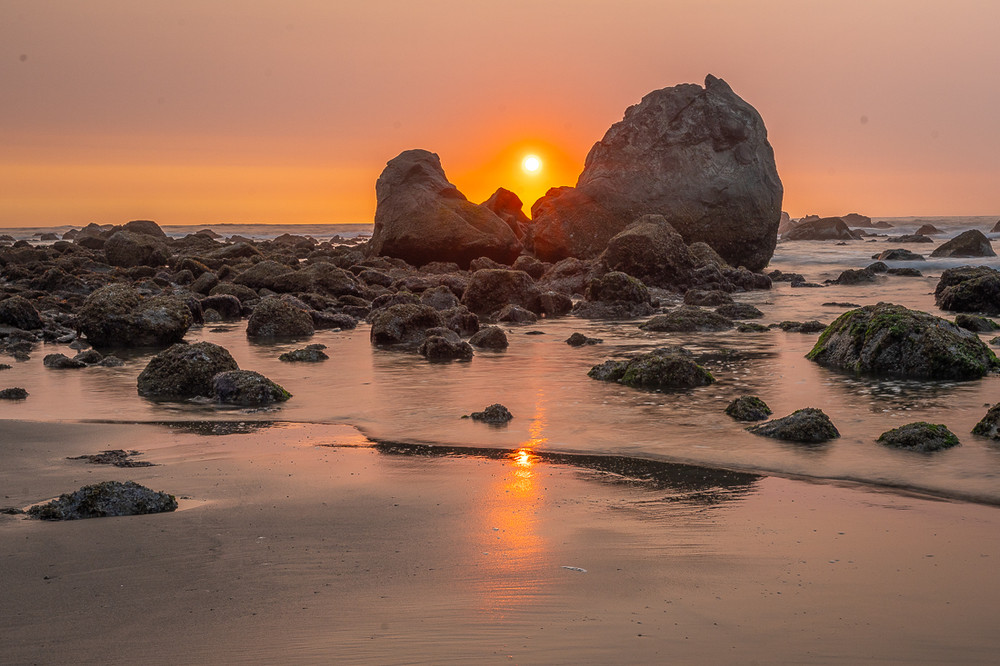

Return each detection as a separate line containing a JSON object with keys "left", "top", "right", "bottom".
{"left": 877, "top": 422, "right": 960, "bottom": 452}
{"left": 747, "top": 408, "right": 840, "bottom": 443}
{"left": 725, "top": 395, "right": 772, "bottom": 421}
{"left": 588, "top": 349, "right": 715, "bottom": 390}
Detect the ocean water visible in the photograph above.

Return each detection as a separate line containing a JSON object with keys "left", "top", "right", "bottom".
{"left": 3, "top": 215, "right": 1000, "bottom": 504}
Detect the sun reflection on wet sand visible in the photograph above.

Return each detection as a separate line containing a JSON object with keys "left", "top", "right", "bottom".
{"left": 474, "top": 392, "right": 550, "bottom": 617}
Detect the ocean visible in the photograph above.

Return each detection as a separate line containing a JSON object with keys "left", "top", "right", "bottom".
{"left": 3, "top": 215, "right": 1000, "bottom": 504}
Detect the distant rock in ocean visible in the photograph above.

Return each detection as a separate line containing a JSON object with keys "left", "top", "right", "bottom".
{"left": 367, "top": 149, "right": 522, "bottom": 269}
{"left": 840, "top": 213, "right": 872, "bottom": 227}
{"left": 529, "top": 75, "right": 782, "bottom": 271}
{"left": 930, "top": 229, "right": 996, "bottom": 258}
{"left": 783, "top": 217, "right": 859, "bottom": 241}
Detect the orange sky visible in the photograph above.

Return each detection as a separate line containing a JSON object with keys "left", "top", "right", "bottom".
{"left": 2, "top": 0, "right": 998, "bottom": 228}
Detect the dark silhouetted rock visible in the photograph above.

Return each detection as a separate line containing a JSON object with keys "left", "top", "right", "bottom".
{"left": 875, "top": 248, "right": 925, "bottom": 261}
{"left": 588, "top": 348, "right": 715, "bottom": 390}
{"left": 232, "top": 260, "right": 293, "bottom": 290}
{"left": 934, "top": 266, "right": 1000, "bottom": 314}
{"left": 783, "top": 217, "right": 858, "bottom": 241}
{"left": 566, "top": 332, "right": 603, "bottom": 346}
{"left": 972, "top": 403, "right": 1000, "bottom": 439}
{"left": 199, "top": 294, "right": 243, "bottom": 320}
{"left": 136, "top": 341, "right": 239, "bottom": 400}
{"left": 467, "top": 403, "right": 513, "bottom": 424}
{"left": 0, "top": 387, "right": 28, "bottom": 400}
{"left": 123, "top": 220, "right": 166, "bottom": 238}
{"left": 747, "top": 408, "right": 839, "bottom": 443}
{"left": 684, "top": 289, "right": 733, "bottom": 306}
{"left": 806, "top": 302, "right": 998, "bottom": 379}
{"left": 43, "top": 353, "right": 86, "bottom": 369}
{"left": 104, "top": 231, "right": 169, "bottom": 268}
{"left": 877, "top": 422, "right": 959, "bottom": 452}
{"left": 0, "top": 296, "right": 43, "bottom": 330}
{"left": 599, "top": 215, "right": 697, "bottom": 289}
{"left": 716, "top": 303, "right": 763, "bottom": 319}
{"left": 77, "top": 284, "right": 192, "bottom": 347}
{"left": 775, "top": 320, "right": 828, "bottom": 333}
{"left": 725, "top": 395, "right": 772, "bottom": 421}
{"left": 460, "top": 269, "right": 540, "bottom": 315}
{"left": 512, "top": 255, "right": 546, "bottom": 279}
{"left": 27, "top": 481, "right": 176, "bottom": 520}
{"left": 529, "top": 75, "right": 781, "bottom": 271}
{"left": 573, "top": 271, "right": 653, "bottom": 319}
{"left": 419, "top": 285, "right": 460, "bottom": 311}
{"left": 889, "top": 234, "right": 933, "bottom": 243}
{"left": 538, "top": 291, "right": 573, "bottom": 317}
{"left": 887, "top": 267, "right": 922, "bottom": 277}
{"left": 831, "top": 268, "right": 879, "bottom": 285}
{"left": 246, "top": 298, "right": 315, "bottom": 339}
{"left": 496, "top": 304, "right": 538, "bottom": 324}
{"left": 841, "top": 213, "right": 872, "bottom": 227}
{"left": 367, "top": 150, "right": 521, "bottom": 268}
{"left": 469, "top": 326, "right": 509, "bottom": 349}
{"left": 279, "top": 344, "right": 329, "bottom": 362}
{"left": 639, "top": 305, "right": 734, "bottom": 332}
{"left": 212, "top": 370, "right": 291, "bottom": 406}
{"left": 370, "top": 304, "right": 446, "bottom": 347}
{"left": 418, "top": 335, "right": 474, "bottom": 361}
{"left": 931, "top": 230, "right": 996, "bottom": 258}
{"left": 915, "top": 224, "right": 942, "bottom": 235}
{"left": 954, "top": 314, "right": 999, "bottom": 332}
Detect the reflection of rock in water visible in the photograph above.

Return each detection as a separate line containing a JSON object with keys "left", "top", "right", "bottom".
{"left": 372, "top": 440, "right": 760, "bottom": 505}
{"left": 158, "top": 420, "right": 277, "bottom": 436}
{"left": 827, "top": 376, "right": 965, "bottom": 414}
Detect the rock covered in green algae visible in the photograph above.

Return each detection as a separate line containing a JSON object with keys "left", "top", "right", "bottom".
{"left": 588, "top": 348, "right": 715, "bottom": 390}
{"left": 725, "top": 395, "right": 772, "bottom": 421}
{"left": 27, "top": 481, "right": 177, "bottom": 520}
{"left": 972, "top": 404, "right": 1000, "bottom": 439}
{"left": 746, "top": 408, "right": 840, "bottom": 443}
{"left": 934, "top": 266, "right": 1000, "bottom": 314}
{"left": 137, "top": 341, "right": 239, "bottom": 400}
{"left": 466, "top": 403, "right": 513, "bottom": 424}
{"left": 806, "top": 302, "right": 998, "bottom": 380}
{"left": 877, "top": 422, "right": 960, "bottom": 452}
{"left": 954, "top": 314, "right": 999, "bottom": 332}
{"left": 76, "top": 283, "right": 192, "bottom": 348}
{"left": 638, "top": 305, "right": 734, "bottom": 332}
{"left": 212, "top": 370, "right": 291, "bottom": 406}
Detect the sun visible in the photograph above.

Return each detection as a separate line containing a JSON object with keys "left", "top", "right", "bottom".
{"left": 521, "top": 154, "right": 542, "bottom": 174}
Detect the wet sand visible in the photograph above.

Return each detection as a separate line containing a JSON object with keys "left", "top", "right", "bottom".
{"left": 2, "top": 419, "right": 1000, "bottom": 664}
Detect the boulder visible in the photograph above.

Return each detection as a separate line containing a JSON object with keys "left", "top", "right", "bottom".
{"left": 872, "top": 221, "right": 894, "bottom": 229}
{"left": 954, "top": 314, "right": 999, "bottom": 332}
{"left": 639, "top": 305, "right": 734, "bottom": 332}
{"left": 137, "top": 341, "right": 239, "bottom": 400}
{"left": 887, "top": 267, "right": 922, "bottom": 277}
{"left": 232, "top": 260, "right": 293, "bottom": 290}
{"left": 775, "top": 320, "right": 827, "bottom": 333}
{"left": 877, "top": 422, "right": 960, "bottom": 452}
{"left": 930, "top": 230, "right": 996, "bottom": 258}
{"left": 467, "top": 403, "right": 513, "bottom": 424}
{"left": 103, "top": 231, "right": 169, "bottom": 268}
{"left": 469, "top": 326, "right": 509, "bottom": 349}
{"left": 246, "top": 298, "right": 315, "bottom": 339}
{"left": 367, "top": 150, "right": 521, "bottom": 268}
{"left": 529, "top": 75, "right": 781, "bottom": 271}
{"left": 460, "top": 269, "right": 540, "bottom": 315}
{"left": 26, "top": 481, "right": 176, "bottom": 520}
{"left": 875, "top": 248, "right": 925, "bottom": 261}
{"left": 684, "top": 289, "right": 733, "bottom": 306}
{"left": 212, "top": 370, "right": 291, "bottom": 406}
{"left": 566, "top": 332, "right": 603, "bottom": 346}
{"left": 889, "top": 234, "right": 933, "bottom": 243}
{"left": 747, "top": 408, "right": 839, "bottom": 443}
{"left": 716, "top": 303, "right": 763, "bottom": 319}
{"left": 991, "top": 220, "right": 1000, "bottom": 233}
{"left": 830, "top": 268, "right": 879, "bottom": 285}
{"left": 370, "top": 304, "right": 445, "bottom": 347}
{"left": 279, "top": 344, "right": 329, "bottom": 362}
{"left": 934, "top": 266, "right": 1000, "bottom": 314}
{"left": 76, "top": 284, "right": 192, "bottom": 347}
{"left": 122, "top": 219, "right": 167, "bottom": 238}
{"left": 841, "top": 213, "right": 872, "bottom": 227}
{"left": 572, "top": 271, "right": 653, "bottom": 319}
{"left": 418, "top": 335, "right": 474, "bottom": 361}
{"left": 598, "top": 215, "right": 697, "bottom": 289}
{"left": 481, "top": 188, "right": 530, "bottom": 240}
{"left": 199, "top": 294, "right": 243, "bottom": 320}
{"left": 915, "top": 224, "right": 942, "bottom": 235}
{"left": 806, "top": 302, "right": 998, "bottom": 379}
{"left": 0, "top": 296, "right": 43, "bottom": 330}
{"left": 0, "top": 387, "right": 28, "bottom": 400}
{"left": 512, "top": 255, "right": 547, "bottom": 279}
{"left": 972, "top": 403, "right": 1000, "bottom": 439}
{"left": 538, "top": 291, "right": 573, "bottom": 317}
{"left": 588, "top": 348, "right": 715, "bottom": 390}
{"left": 419, "top": 285, "right": 460, "bottom": 311}
{"left": 725, "top": 395, "right": 772, "bottom": 421}
{"left": 783, "top": 217, "right": 859, "bottom": 241}
{"left": 688, "top": 241, "right": 731, "bottom": 270}
{"left": 43, "top": 353, "right": 86, "bottom": 369}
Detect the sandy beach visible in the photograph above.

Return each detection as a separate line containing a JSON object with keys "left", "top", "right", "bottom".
{"left": 3, "top": 419, "right": 999, "bottom": 664}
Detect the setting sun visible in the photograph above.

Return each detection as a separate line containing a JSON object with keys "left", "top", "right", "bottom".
{"left": 522, "top": 154, "right": 542, "bottom": 174}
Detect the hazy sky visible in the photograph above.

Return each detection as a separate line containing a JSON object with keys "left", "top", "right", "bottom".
{"left": 2, "top": 0, "right": 998, "bottom": 227}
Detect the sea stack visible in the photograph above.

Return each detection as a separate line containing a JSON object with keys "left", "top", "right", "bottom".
{"left": 529, "top": 75, "right": 783, "bottom": 271}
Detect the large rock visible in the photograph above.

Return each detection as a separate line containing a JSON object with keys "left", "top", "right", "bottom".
{"left": 367, "top": 150, "right": 521, "bottom": 268}
{"left": 841, "top": 213, "right": 872, "bottom": 227}
{"left": 747, "top": 408, "right": 840, "bottom": 443}
{"left": 246, "top": 298, "right": 315, "bottom": 339}
{"left": 588, "top": 348, "right": 715, "bottom": 390}
{"left": 460, "top": 269, "right": 540, "bottom": 315}
{"left": 136, "top": 341, "right": 239, "bottom": 400}
{"left": 370, "top": 304, "right": 445, "bottom": 347}
{"left": 598, "top": 215, "right": 696, "bottom": 289}
{"left": 481, "top": 188, "right": 530, "bottom": 240}
{"left": 0, "top": 296, "right": 43, "bottom": 330}
{"left": 212, "top": 370, "right": 291, "bottom": 406}
{"left": 930, "top": 230, "right": 996, "bottom": 258}
{"left": 103, "top": 231, "right": 169, "bottom": 268}
{"left": 76, "top": 284, "right": 192, "bottom": 347}
{"left": 806, "top": 302, "right": 998, "bottom": 380}
{"left": 934, "top": 266, "right": 1000, "bottom": 314}
{"left": 529, "top": 75, "right": 781, "bottom": 270}
{"left": 27, "top": 481, "right": 177, "bottom": 520}
{"left": 573, "top": 271, "right": 653, "bottom": 319}
{"left": 783, "top": 217, "right": 859, "bottom": 241}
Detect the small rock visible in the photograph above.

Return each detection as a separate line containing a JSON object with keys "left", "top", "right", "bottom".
{"left": 279, "top": 344, "right": 329, "bottom": 362}
{"left": 774, "top": 320, "right": 827, "bottom": 333}
{"left": 212, "top": 369, "right": 291, "bottom": 406}
{"left": 877, "top": 422, "right": 960, "bottom": 452}
{"left": 588, "top": 348, "right": 714, "bottom": 390}
{"left": 43, "top": 353, "right": 87, "bottom": 369}
{"left": 0, "top": 387, "right": 28, "bottom": 400}
{"left": 725, "top": 395, "right": 772, "bottom": 421}
{"left": 466, "top": 403, "right": 513, "bottom": 424}
{"left": 566, "top": 332, "right": 603, "bottom": 346}
{"left": 639, "top": 306, "right": 734, "bottom": 332}
{"left": 418, "top": 336, "right": 474, "bottom": 361}
{"left": 469, "top": 326, "right": 509, "bottom": 349}
{"left": 972, "top": 404, "right": 1000, "bottom": 439}
{"left": 715, "top": 303, "right": 763, "bottom": 319}
{"left": 955, "top": 314, "right": 1000, "bottom": 333}
{"left": 747, "top": 408, "right": 840, "bottom": 443}
{"left": 27, "top": 481, "right": 177, "bottom": 520}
